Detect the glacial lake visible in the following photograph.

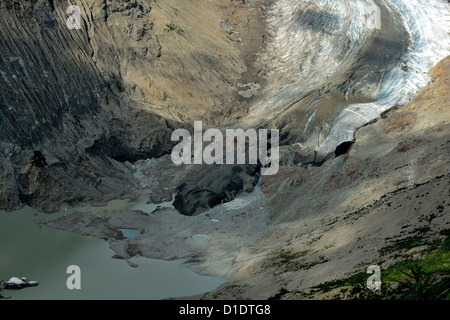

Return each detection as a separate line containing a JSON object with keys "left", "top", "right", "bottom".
{"left": 0, "top": 193, "right": 227, "bottom": 300}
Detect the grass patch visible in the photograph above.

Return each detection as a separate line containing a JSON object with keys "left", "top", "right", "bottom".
{"left": 270, "top": 249, "right": 329, "bottom": 273}
{"left": 276, "top": 249, "right": 310, "bottom": 263}
{"left": 311, "top": 229, "right": 450, "bottom": 300}
{"left": 165, "top": 22, "right": 184, "bottom": 33}
{"left": 380, "top": 235, "right": 425, "bottom": 256}
{"left": 268, "top": 288, "right": 291, "bottom": 300}
{"left": 312, "top": 271, "right": 366, "bottom": 293}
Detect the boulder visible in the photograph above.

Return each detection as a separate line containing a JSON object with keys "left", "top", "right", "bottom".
{"left": 2, "top": 277, "right": 39, "bottom": 290}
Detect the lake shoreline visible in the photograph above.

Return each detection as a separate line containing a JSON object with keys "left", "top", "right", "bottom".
{"left": 0, "top": 194, "right": 229, "bottom": 300}
{"left": 40, "top": 183, "right": 270, "bottom": 281}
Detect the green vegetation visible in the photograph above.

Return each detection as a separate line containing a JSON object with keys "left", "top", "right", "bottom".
{"left": 271, "top": 249, "right": 329, "bottom": 273}
{"left": 380, "top": 235, "right": 425, "bottom": 256}
{"left": 165, "top": 22, "right": 184, "bottom": 34}
{"left": 276, "top": 249, "right": 310, "bottom": 263}
{"left": 332, "top": 279, "right": 396, "bottom": 300}
{"left": 268, "top": 288, "right": 291, "bottom": 300}
{"left": 313, "top": 269, "right": 373, "bottom": 294}
{"left": 396, "top": 261, "right": 449, "bottom": 300}
{"left": 312, "top": 229, "right": 450, "bottom": 300}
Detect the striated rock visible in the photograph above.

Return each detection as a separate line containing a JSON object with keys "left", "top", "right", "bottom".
{"left": 0, "top": 0, "right": 253, "bottom": 212}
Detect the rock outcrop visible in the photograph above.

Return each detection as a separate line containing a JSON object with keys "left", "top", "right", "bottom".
{"left": 172, "top": 164, "right": 260, "bottom": 216}
{"left": 2, "top": 277, "right": 39, "bottom": 290}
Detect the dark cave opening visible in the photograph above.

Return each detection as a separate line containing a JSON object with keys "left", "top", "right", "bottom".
{"left": 334, "top": 141, "right": 354, "bottom": 157}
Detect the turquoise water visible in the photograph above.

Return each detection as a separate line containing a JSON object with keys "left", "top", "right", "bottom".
{"left": 119, "top": 229, "right": 141, "bottom": 238}
{"left": 191, "top": 234, "right": 210, "bottom": 243}
{"left": 0, "top": 197, "right": 227, "bottom": 300}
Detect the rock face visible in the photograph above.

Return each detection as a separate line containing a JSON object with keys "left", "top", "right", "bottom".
{"left": 1, "top": 1, "right": 448, "bottom": 213}
{"left": 173, "top": 164, "right": 260, "bottom": 216}
{"left": 0, "top": 0, "right": 254, "bottom": 211}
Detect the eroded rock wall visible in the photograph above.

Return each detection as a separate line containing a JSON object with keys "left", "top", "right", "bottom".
{"left": 0, "top": 0, "right": 252, "bottom": 211}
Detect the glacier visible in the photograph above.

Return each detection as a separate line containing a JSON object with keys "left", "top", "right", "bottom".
{"left": 245, "top": 0, "right": 450, "bottom": 160}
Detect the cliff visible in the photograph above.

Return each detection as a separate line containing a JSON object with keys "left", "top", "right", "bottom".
{"left": 0, "top": 0, "right": 259, "bottom": 211}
